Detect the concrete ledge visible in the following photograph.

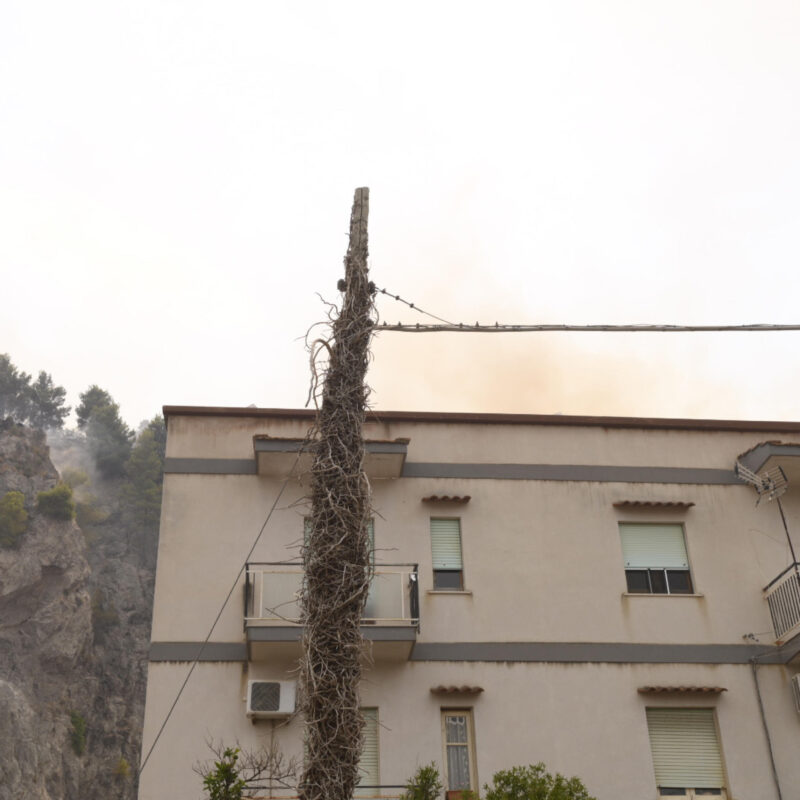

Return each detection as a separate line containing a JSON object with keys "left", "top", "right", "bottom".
{"left": 150, "top": 639, "right": 791, "bottom": 664}
{"left": 410, "top": 642, "right": 783, "bottom": 664}
{"left": 402, "top": 463, "right": 740, "bottom": 485}
{"left": 245, "top": 625, "right": 416, "bottom": 643}
{"left": 164, "top": 458, "right": 256, "bottom": 475}
{"left": 149, "top": 642, "right": 247, "bottom": 662}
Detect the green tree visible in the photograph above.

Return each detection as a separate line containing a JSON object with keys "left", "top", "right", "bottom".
{"left": 0, "top": 491, "right": 28, "bottom": 548}
{"left": 122, "top": 416, "right": 166, "bottom": 531}
{"left": 76, "top": 385, "right": 114, "bottom": 429}
{"left": 27, "top": 371, "right": 70, "bottom": 430}
{"left": 404, "top": 763, "right": 443, "bottom": 800}
{"left": 483, "top": 765, "right": 596, "bottom": 800}
{"left": 77, "top": 387, "right": 134, "bottom": 478}
{"left": 0, "top": 354, "right": 32, "bottom": 422}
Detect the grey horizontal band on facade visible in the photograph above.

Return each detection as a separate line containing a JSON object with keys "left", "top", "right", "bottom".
{"left": 150, "top": 642, "right": 248, "bottom": 661}
{"left": 409, "top": 642, "right": 787, "bottom": 664}
{"left": 246, "top": 626, "right": 417, "bottom": 643}
{"left": 165, "top": 458, "right": 740, "bottom": 485}
{"left": 150, "top": 639, "right": 797, "bottom": 664}
{"left": 165, "top": 458, "right": 257, "bottom": 475}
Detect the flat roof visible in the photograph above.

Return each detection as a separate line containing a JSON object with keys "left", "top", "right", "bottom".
{"left": 162, "top": 405, "right": 800, "bottom": 434}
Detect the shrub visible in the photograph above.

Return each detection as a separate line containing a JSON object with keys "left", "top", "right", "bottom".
{"left": 202, "top": 747, "right": 247, "bottom": 800}
{"left": 69, "top": 711, "right": 87, "bottom": 756}
{"left": 483, "top": 764, "right": 596, "bottom": 800}
{"left": 0, "top": 491, "right": 28, "bottom": 548}
{"left": 75, "top": 495, "right": 109, "bottom": 532}
{"left": 113, "top": 757, "right": 131, "bottom": 779}
{"left": 37, "top": 483, "right": 75, "bottom": 520}
{"left": 404, "top": 763, "right": 443, "bottom": 800}
{"left": 61, "top": 467, "right": 89, "bottom": 490}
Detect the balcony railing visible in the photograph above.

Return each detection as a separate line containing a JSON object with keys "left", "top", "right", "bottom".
{"left": 764, "top": 563, "right": 800, "bottom": 643}
{"left": 245, "top": 562, "right": 419, "bottom": 628}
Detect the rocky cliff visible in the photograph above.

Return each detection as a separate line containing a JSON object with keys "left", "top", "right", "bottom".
{"left": 0, "top": 421, "right": 156, "bottom": 800}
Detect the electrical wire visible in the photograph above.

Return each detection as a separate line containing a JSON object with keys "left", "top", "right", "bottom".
{"left": 375, "top": 287, "right": 800, "bottom": 333}
{"left": 137, "top": 456, "right": 301, "bottom": 779}
{"left": 377, "top": 322, "right": 800, "bottom": 333}
{"left": 375, "top": 287, "right": 455, "bottom": 326}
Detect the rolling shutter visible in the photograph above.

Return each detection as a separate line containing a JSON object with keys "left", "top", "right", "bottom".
{"left": 619, "top": 524, "right": 689, "bottom": 569}
{"left": 356, "top": 708, "right": 379, "bottom": 792}
{"left": 431, "top": 519, "right": 463, "bottom": 570}
{"left": 646, "top": 708, "right": 725, "bottom": 789}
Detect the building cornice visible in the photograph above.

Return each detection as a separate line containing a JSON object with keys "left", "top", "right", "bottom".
{"left": 162, "top": 405, "right": 800, "bottom": 434}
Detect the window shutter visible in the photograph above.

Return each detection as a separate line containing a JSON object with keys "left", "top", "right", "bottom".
{"left": 357, "top": 708, "right": 380, "bottom": 790}
{"left": 431, "top": 519, "right": 463, "bottom": 570}
{"left": 646, "top": 708, "right": 725, "bottom": 789}
{"left": 619, "top": 524, "right": 689, "bottom": 569}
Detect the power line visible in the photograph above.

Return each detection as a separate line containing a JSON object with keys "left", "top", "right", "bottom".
{"left": 375, "top": 287, "right": 454, "bottom": 326}
{"left": 375, "top": 286, "right": 800, "bottom": 334}
{"left": 138, "top": 458, "right": 300, "bottom": 779}
{"left": 376, "top": 322, "right": 800, "bottom": 333}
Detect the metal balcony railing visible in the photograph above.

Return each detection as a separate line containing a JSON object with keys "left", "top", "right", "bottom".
{"left": 245, "top": 562, "right": 419, "bottom": 628}
{"left": 764, "top": 563, "right": 800, "bottom": 643}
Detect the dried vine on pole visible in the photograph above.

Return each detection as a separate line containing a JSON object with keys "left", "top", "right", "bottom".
{"left": 300, "top": 188, "right": 375, "bottom": 800}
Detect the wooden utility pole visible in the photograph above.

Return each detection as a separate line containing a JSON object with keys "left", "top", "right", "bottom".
{"left": 299, "top": 188, "right": 373, "bottom": 800}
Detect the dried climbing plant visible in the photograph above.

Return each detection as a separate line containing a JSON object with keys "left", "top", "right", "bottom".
{"left": 299, "top": 188, "right": 376, "bottom": 800}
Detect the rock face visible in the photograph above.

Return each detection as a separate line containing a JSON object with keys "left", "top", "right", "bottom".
{"left": 0, "top": 421, "right": 155, "bottom": 799}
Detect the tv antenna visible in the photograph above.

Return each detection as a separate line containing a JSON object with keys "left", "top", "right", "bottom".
{"left": 735, "top": 462, "right": 788, "bottom": 504}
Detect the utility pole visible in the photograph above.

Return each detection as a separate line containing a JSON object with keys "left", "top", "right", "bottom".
{"left": 299, "top": 188, "right": 374, "bottom": 800}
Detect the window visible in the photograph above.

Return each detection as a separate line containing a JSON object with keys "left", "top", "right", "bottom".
{"left": 646, "top": 708, "right": 726, "bottom": 798}
{"left": 355, "top": 707, "right": 379, "bottom": 796}
{"left": 442, "top": 709, "right": 477, "bottom": 793}
{"left": 619, "top": 523, "right": 693, "bottom": 594}
{"left": 431, "top": 518, "right": 464, "bottom": 590}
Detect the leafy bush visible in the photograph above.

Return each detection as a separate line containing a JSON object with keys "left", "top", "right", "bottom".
{"left": 404, "top": 763, "right": 443, "bottom": 800}
{"left": 202, "top": 747, "right": 247, "bottom": 800}
{"left": 483, "top": 764, "right": 596, "bottom": 800}
{"left": 61, "top": 467, "right": 89, "bottom": 490}
{"left": 69, "top": 711, "right": 87, "bottom": 756}
{"left": 37, "top": 483, "right": 75, "bottom": 520}
{"left": 0, "top": 491, "right": 28, "bottom": 548}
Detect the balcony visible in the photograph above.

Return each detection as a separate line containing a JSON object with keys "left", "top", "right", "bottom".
{"left": 764, "top": 563, "right": 800, "bottom": 644}
{"left": 245, "top": 562, "right": 419, "bottom": 661}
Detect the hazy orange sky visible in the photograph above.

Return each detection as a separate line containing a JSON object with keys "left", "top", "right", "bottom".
{"left": 3, "top": 2, "right": 799, "bottom": 426}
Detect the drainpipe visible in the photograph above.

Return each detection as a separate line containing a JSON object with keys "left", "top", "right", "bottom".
{"left": 750, "top": 658, "right": 783, "bottom": 800}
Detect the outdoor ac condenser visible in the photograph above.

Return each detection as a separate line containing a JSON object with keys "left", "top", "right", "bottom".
{"left": 791, "top": 673, "right": 800, "bottom": 715}
{"left": 246, "top": 680, "right": 296, "bottom": 719}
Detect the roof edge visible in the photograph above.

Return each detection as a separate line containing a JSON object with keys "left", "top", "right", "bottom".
{"left": 162, "top": 405, "right": 800, "bottom": 433}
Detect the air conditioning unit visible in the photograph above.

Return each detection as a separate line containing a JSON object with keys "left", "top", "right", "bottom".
{"left": 246, "top": 680, "right": 296, "bottom": 719}
{"left": 791, "top": 674, "right": 800, "bottom": 715}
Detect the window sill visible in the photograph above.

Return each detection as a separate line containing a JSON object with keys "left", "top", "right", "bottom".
{"left": 622, "top": 592, "right": 704, "bottom": 598}
{"left": 427, "top": 589, "right": 473, "bottom": 596}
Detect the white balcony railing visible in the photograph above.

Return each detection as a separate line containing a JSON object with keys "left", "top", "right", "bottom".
{"left": 764, "top": 563, "right": 800, "bottom": 643}
{"left": 245, "top": 563, "right": 419, "bottom": 627}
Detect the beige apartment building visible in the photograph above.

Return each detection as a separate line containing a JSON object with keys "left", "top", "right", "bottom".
{"left": 140, "top": 407, "right": 800, "bottom": 800}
